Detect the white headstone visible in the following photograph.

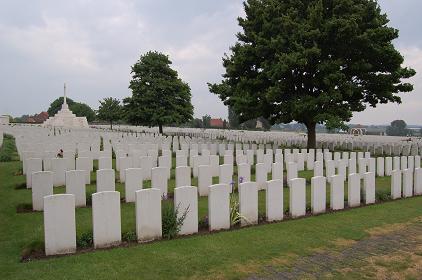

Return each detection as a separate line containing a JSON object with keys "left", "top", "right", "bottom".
{"left": 174, "top": 186, "right": 198, "bottom": 235}
{"left": 289, "top": 178, "right": 306, "bottom": 218}
{"left": 125, "top": 168, "right": 143, "bottom": 203}
{"left": 272, "top": 162, "right": 283, "bottom": 181}
{"left": 414, "top": 168, "right": 422, "bottom": 195}
{"left": 363, "top": 172, "right": 375, "bottom": 204}
{"left": 330, "top": 175, "right": 344, "bottom": 210}
{"left": 311, "top": 176, "right": 326, "bottom": 214}
{"left": 385, "top": 157, "right": 393, "bottom": 176}
{"left": 76, "top": 157, "right": 91, "bottom": 184}
{"left": 51, "top": 158, "right": 67, "bottom": 187}
{"left": 255, "top": 163, "right": 267, "bottom": 190}
{"left": 26, "top": 158, "right": 42, "bottom": 189}
{"left": 44, "top": 194, "right": 76, "bottom": 256}
{"left": 348, "top": 173, "right": 361, "bottom": 207}
{"left": 151, "top": 167, "right": 168, "bottom": 198}
{"left": 239, "top": 182, "right": 258, "bottom": 226}
{"left": 32, "top": 171, "right": 53, "bottom": 211}
{"left": 65, "top": 170, "right": 86, "bottom": 207}
{"left": 208, "top": 184, "right": 231, "bottom": 231}
{"left": 98, "top": 157, "right": 112, "bottom": 170}
{"left": 198, "top": 165, "right": 212, "bottom": 196}
{"left": 96, "top": 169, "right": 115, "bottom": 192}
{"left": 314, "top": 161, "right": 323, "bottom": 177}
{"left": 266, "top": 179, "right": 284, "bottom": 221}
{"left": 135, "top": 189, "right": 162, "bottom": 242}
{"left": 92, "top": 191, "right": 121, "bottom": 248}
{"left": 237, "top": 163, "right": 251, "bottom": 183}
{"left": 176, "top": 166, "right": 191, "bottom": 188}
{"left": 287, "top": 162, "right": 298, "bottom": 187}
{"left": 391, "top": 169, "right": 402, "bottom": 199}
{"left": 403, "top": 169, "right": 413, "bottom": 198}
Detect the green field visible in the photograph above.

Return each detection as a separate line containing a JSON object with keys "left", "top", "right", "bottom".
{"left": 1, "top": 135, "right": 421, "bottom": 279}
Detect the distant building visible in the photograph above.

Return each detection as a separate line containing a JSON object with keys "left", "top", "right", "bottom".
{"left": 26, "top": 117, "right": 36, "bottom": 123}
{"left": 33, "top": 112, "right": 49, "bottom": 123}
{"left": 210, "top": 118, "right": 224, "bottom": 128}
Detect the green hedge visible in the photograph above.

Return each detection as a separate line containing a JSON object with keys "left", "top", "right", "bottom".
{"left": 0, "top": 134, "right": 17, "bottom": 162}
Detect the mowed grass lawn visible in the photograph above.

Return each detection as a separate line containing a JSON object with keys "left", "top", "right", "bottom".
{"left": 1, "top": 137, "right": 422, "bottom": 279}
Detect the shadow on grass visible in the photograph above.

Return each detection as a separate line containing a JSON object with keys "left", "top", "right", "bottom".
{"left": 21, "top": 241, "right": 44, "bottom": 262}
{"left": 14, "top": 182, "right": 27, "bottom": 190}
{"left": 16, "top": 203, "right": 33, "bottom": 213}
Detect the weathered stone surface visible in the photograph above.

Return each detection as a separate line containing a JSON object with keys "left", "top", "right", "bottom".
{"left": 266, "top": 179, "right": 284, "bottom": 221}
{"left": 92, "top": 191, "right": 121, "bottom": 248}
{"left": 239, "top": 182, "right": 258, "bottom": 226}
{"left": 44, "top": 194, "right": 76, "bottom": 256}
{"left": 174, "top": 186, "right": 198, "bottom": 235}
{"left": 135, "top": 189, "right": 162, "bottom": 242}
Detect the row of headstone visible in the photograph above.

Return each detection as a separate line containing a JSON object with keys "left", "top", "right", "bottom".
{"left": 42, "top": 170, "right": 422, "bottom": 255}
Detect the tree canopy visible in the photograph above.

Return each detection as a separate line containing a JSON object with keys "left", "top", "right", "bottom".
{"left": 47, "top": 97, "right": 75, "bottom": 116}
{"left": 209, "top": 0, "right": 415, "bottom": 148}
{"left": 97, "top": 97, "right": 122, "bottom": 129}
{"left": 386, "top": 119, "right": 408, "bottom": 136}
{"left": 202, "top": 115, "right": 211, "bottom": 128}
{"left": 71, "top": 103, "right": 96, "bottom": 122}
{"left": 47, "top": 97, "right": 96, "bottom": 122}
{"left": 124, "top": 51, "right": 194, "bottom": 134}
{"left": 228, "top": 106, "right": 240, "bottom": 129}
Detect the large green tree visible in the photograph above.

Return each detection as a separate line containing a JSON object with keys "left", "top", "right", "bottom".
{"left": 386, "top": 119, "right": 408, "bottom": 136}
{"left": 209, "top": 0, "right": 415, "bottom": 148}
{"left": 97, "top": 97, "right": 122, "bottom": 129}
{"left": 47, "top": 97, "right": 75, "bottom": 116}
{"left": 71, "top": 103, "right": 96, "bottom": 122}
{"left": 228, "top": 106, "right": 240, "bottom": 129}
{"left": 124, "top": 51, "right": 194, "bottom": 134}
{"left": 202, "top": 115, "right": 211, "bottom": 128}
{"left": 47, "top": 97, "right": 96, "bottom": 122}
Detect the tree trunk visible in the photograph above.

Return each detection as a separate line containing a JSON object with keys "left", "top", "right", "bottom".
{"left": 110, "top": 120, "right": 113, "bottom": 130}
{"left": 306, "top": 122, "right": 316, "bottom": 149}
{"left": 159, "top": 124, "right": 163, "bottom": 134}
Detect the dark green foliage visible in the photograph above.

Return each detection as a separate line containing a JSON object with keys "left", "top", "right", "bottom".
{"left": 124, "top": 51, "right": 194, "bottom": 134}
{"left": 161, "top": 202, "right": 189, "bottom": 240}
{"left": 47, "top": 97, "right": 96, "bottom": 122}
{"left": 122, "top": 231, "right": 137, "bottom": 243}
{"left": 0, "top": 134, "right": 17, "bottom": 162}
{"left": 386, "top": 120, "right": 409, "bottom": 136}
{"left": 376, "top": 189, "right": 392, "bottom": 202}
{"left": 71, "top": 102, "right": 96, "bottom": 122}
{"left": 209, "top": 0, "right": 415, "bottom": 148}
{"left": 77, "top": 232, "right": 93, "bottom": 248}
{"left": 228, "top": 106, "right": 240, "bottom": 129}
{"left": 189, "top": 118, "right": 203, "bottom": 128}
{"left": 97, "top": 97, "right": 122, "bottom": 129}
{"left": 198, "top": 216, "right": 209, "bottom": 230}
{"left": 202, "top": 115, "right": 211, "bottom": 128}
{"left": 47, "top": 97, "right": 75, "bottom": 116}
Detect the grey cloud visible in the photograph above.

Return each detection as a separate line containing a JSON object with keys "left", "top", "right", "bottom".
{"left": 0, "top": 0, "right": 420, "bottom": 125}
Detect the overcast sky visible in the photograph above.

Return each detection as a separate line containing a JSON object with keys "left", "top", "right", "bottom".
{"left": 0, "top": 0, "right": 421, "bottom": 125}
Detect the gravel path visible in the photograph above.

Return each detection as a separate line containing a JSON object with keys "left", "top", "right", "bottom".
{"left": 247, "top": 221, "right": 422, "bottom": 279}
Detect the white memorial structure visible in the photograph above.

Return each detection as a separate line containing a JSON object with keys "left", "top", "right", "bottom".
{"left": 43, "top": 84, "right": 89, "bottom": 128}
